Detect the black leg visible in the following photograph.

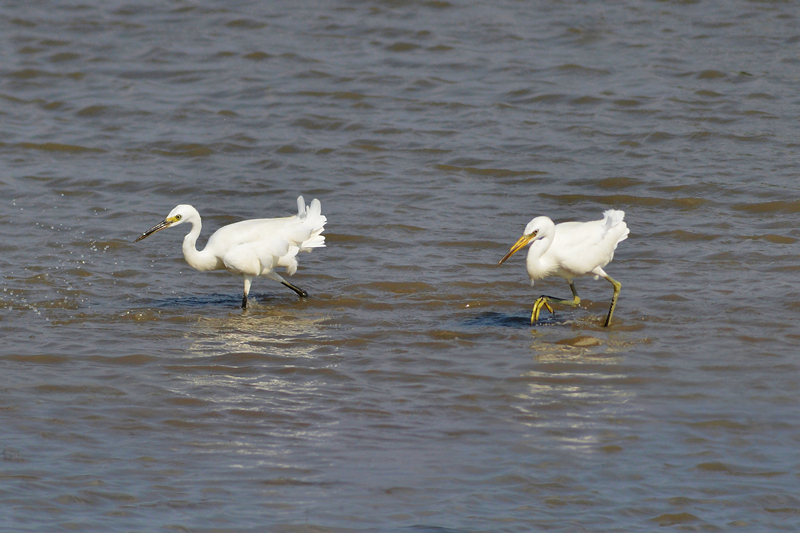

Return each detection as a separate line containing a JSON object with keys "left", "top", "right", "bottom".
{"left": 281, "top": 281, "right": 308, "bottom": 298}
{"left": 241, "top": 293, "right": 248, "bottom": 309}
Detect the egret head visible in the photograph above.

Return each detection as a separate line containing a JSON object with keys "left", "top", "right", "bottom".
{"left": 523, "top": 216, "right": 554, "bottom": 237}
{"left": 497, "top": 216, "right": 554, "bottom": 266}
{"left": 134, "top": 204, "right": 196, "bottom": 243}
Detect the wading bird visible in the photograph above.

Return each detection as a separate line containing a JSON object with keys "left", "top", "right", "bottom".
{"left": 134, "top": 196, "right": 326, "bottom": 308}
{"left": 498, "top": 210, "right": 629, "bottom": 327}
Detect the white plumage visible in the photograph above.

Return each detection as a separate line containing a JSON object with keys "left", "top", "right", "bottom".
{"left": 135, "top": 196, "right": 326, "bottom": 308}
{"left": 498, "top": 209, "right": 629, "bottom": 326}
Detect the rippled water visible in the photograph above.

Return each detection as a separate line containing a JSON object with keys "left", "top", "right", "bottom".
{"left": 2, "top": 1, "right": 800, "bottom": 531}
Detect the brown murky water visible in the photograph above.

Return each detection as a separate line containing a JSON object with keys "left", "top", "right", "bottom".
{"left": 2, "top": 1, "right": 800, "bottom": 531}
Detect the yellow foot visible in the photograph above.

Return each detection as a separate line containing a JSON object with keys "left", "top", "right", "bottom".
{"left": 531, "top": 297, "right": 555, "bottom": 324}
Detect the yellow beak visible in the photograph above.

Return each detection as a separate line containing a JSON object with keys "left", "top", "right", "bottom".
{"left": 498, "top": 231, "right": 537, "bottom": 266}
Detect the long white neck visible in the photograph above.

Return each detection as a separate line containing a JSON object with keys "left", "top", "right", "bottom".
{"left": 525, "top": 226, "right": 556, "bottom": 281}
{"left": 181, "top": 215, "right": 219, "bottom": 271}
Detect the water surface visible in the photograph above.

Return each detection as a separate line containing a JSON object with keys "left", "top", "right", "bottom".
{"left": 1, "top": 1, "right": 800, "bottom": 531}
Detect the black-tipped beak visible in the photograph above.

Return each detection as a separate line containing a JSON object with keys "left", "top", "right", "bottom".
{"left": 134, "top": 219, "right": 172, "bottom": 243}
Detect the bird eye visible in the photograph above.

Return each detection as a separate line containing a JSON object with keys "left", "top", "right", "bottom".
{"left": 175, "top": 214, "right": 182, "bottom": 220}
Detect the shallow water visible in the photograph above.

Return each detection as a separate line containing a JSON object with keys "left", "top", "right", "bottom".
{"left": 2, "top": 1, "right": 800, "bottom": 531}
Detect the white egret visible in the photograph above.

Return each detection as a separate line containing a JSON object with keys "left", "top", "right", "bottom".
{"left": 134, "top": 196, "right": 326, "bottom": 308}
{"left": 498, "top": 209, "right": 629, "bottom": 327}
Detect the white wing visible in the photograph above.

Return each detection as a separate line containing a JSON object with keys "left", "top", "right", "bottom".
{"left": 213, "top": 196, "right": 327, "bottom": 277}
{"left": 553, "top": 210, "right": 628, "bottom": 275}
{"left": 222, "top": 238, "right": 291, "bottom": 277}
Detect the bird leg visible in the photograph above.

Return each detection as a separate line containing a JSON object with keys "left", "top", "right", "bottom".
{"left": 602, "top": 275, "right": 621, "bottom": 327}
{"left": 242, "top": 277, "right": 252, "bottom": 309}
{"left": 531, "top": 297, "right": 555, "bottom": 323}
{"left": 281, "top": 281, "right": 308, "bottom": 298}
{"left": 531, "top": 281, "right": 581, "bottom": 324}
{"left": 265, "top": 272, "right": 309, "bottom": 298}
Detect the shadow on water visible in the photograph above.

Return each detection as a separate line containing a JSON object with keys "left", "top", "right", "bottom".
{"left": 149, "top": 293, "right": 240, "bottom": 308}
{"left": 149, "top": 293, "right": 296, "bottom": 309}
{"left": 406, "top": 526, "right": 470, "bottom": 533}
{"left": 464, "top": 310, "right": 572, "bottom": 329}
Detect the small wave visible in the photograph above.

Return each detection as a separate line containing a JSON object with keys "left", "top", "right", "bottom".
{"left": 540, "top": 193, "right": 710, "bottom": 210}
{"left": 8, "top": 142, "right": 103, "bottom": 153}
{"left": 733, "top": 200, "right": 800, "bottom": 214}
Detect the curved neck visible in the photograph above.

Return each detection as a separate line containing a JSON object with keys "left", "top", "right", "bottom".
{"left": 526, "top": 230, "right": 555, "bottom": 279}
{"left": 181, "top": 217, "right": 218, "bottom": 271}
